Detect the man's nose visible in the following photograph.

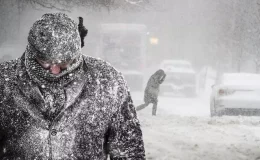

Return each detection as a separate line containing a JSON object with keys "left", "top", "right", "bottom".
{"left": 50, "top": 64, "right": 61, "bottom": 75}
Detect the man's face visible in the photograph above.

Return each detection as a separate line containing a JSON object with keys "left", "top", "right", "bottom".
{"left": 36, "top": 58, "right": 76, "bottom": 75}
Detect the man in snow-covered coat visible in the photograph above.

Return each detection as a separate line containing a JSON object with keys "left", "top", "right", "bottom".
{"left": 0, "top": 13, "right": 145, "bottom": 160}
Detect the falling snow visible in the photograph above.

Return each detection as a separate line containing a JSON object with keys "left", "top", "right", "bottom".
{"left": 0, "top": 13, "right": 145, "bottom": 160}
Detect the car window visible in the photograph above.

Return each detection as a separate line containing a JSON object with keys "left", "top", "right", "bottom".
{"left": 163, "top": 62, "right": 192, "bottom": 69}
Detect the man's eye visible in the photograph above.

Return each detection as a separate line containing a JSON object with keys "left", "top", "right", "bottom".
{"left": 42, "top": 63, "right": 51, "bottom": 68}
{"left": 60, "top": 63, "right": 69, "bottom": 69}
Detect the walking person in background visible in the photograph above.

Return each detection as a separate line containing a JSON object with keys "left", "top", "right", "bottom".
{"left": 136, "top": 69, "right": 166, "bottom": 116}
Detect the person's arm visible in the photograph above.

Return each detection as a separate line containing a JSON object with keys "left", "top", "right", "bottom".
{"left": 159, "top": 74, "right": 166, "bottom": 84}
{"left": 107, "top": 90, "right": 146, "bottom": 160}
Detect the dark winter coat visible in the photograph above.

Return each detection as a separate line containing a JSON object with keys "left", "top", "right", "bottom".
{"left": 0, "top": 54, "right": 145, "bottom": 160}
{"left": 144, "top": 69, "right": 166, "bottom": 104}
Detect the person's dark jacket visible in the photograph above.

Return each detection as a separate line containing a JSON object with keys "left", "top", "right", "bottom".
{"left": 0, "top": 54, "right": 145, "bottom": 160}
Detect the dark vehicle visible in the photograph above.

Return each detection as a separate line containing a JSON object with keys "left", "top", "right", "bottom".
{"left": 98, "top": 23, "right": 147, "bottom": 91}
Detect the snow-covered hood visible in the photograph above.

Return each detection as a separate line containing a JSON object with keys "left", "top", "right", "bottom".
{"left": 121, "top": 70, "right": 143, "bottom": 75}
{"left": 164, "top": 67, "right": 195, "bottom": 74}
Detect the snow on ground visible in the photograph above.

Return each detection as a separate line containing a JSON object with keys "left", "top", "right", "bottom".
{"left": 131, "top": 90, "right": 260, "bottom": 160}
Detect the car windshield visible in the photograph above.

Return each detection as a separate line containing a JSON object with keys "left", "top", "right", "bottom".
{"left": 163, "top": 62, "right": 192, "bottom": 69}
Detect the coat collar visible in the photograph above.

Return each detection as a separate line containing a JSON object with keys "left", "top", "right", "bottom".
{"left": 13, "top": 54, "right": 98, "bottom": 125}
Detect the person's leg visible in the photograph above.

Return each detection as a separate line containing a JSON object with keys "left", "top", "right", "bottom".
{"left": 136, "top": 103, "right": 149, "bottom": 111}
{"left": 152, "top": 101, "right": 158, "bottom": 116}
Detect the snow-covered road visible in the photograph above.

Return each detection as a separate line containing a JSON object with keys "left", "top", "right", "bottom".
{"left": 131, "top": 92, "right": 260, "bottom": 160}
{"left": 132, "top": 91, "right": 210, "bottom": 117}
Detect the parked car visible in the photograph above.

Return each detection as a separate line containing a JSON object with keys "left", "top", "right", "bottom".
{"left": 159, "top": 60, "right": 197, "bottom": 97}
{"left": 210, "top": 73, "right": 260, "bottom": 116}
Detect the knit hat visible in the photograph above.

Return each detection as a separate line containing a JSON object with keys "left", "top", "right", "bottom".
{"left": 24, "top": 13, "right": 84, "bottom": 87}
{"left": 27, "top": 12, "right": 81, "bottom": 63}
